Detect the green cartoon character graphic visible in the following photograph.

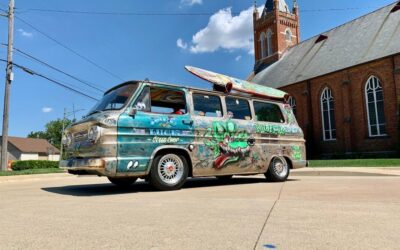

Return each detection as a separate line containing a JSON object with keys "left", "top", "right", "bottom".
{"left": 291, "top": 146, "right": 302, "bottom": 160}
{"left": 204, "top": 120, "right": 252, "bottom": 169}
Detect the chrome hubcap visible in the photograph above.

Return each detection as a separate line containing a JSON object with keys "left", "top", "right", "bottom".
{"left": 157, "top": 154, "right": 184, "bottom": 185}
{"left": 272, "top": 157, "right": 288, "bottom": 178}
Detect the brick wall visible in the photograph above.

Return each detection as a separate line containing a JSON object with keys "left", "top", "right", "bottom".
{"left": 281, "top": 56, "right": 399, "bottom": 157}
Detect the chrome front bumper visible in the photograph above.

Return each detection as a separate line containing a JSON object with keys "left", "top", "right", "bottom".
{"left": 60, "top": 158, "right": 106, "bottom": 175}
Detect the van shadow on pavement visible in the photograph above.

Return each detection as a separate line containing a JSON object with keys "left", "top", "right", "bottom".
{"left": 41, "top": 177, "right": 299, "bottom": 197}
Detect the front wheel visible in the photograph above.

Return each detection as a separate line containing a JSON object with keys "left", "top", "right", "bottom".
{"left": 265, "top": 157, "right": 290, "bottom": 182}
{"left": 107, "top": 177, "right": 138, "bottom": 187}
{"left": 149, "top": 153, "right": 188, "bottom": 191}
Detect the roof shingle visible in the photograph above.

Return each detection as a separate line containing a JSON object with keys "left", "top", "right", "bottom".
{"left": 5, "top": 136, "right": 60, "bottom": 154}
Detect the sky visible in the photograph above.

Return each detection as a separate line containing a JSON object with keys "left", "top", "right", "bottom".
{"left": 0, "top": 0, "right": 396, "bottom": 137}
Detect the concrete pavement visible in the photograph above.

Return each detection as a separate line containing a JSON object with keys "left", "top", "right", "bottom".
{"left": 0, "top": 169, "right": 399, "bottom": 249}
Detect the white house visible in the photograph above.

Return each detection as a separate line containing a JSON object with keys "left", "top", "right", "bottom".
{"left": 0, "top": 136, "right": 60, "bottom": 161}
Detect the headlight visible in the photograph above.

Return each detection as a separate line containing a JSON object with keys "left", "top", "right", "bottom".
{"left": 88, "top": 126, "right": 101, "bottom": 143}
{"left": 62, "top": 133, "right": 72, "bottom": 146}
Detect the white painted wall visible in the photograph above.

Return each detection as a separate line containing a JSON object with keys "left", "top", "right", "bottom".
{"left": 20, "top": 153, "right": 39, "bottom": 161}
{"left": 48, "top": 154, "right": 60, "bottom": 161}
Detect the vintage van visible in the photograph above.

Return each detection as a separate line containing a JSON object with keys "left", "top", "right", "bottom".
{"left": 60, "top": 67, "right": 306, "bottom": 191}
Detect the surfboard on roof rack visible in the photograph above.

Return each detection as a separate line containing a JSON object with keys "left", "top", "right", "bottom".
{"left": 185, "top": 66, "right": 288, "bottom": 101}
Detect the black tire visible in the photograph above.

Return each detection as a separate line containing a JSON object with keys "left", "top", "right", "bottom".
{"left": 216, "top": 175, "right": 233, "bottom": 181}
{"left": 265, "top": 157, "right": 290, "bottom": 182}
{"left": 149, "top": 153, "right": 189, "bottom": 191}
{"left": 107, "top": 177, "right": 138, "bottom": 187}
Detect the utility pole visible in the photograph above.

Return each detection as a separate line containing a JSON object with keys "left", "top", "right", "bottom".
{"left": 1, "top": 0, "right": 14, "bottom": 171}
{"left": 59, "top": 108, "right": 66, "bottom": 160}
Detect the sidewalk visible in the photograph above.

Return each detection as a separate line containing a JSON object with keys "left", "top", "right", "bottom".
{"left": 293, "top": 167, "right": 400, "bottom": 177}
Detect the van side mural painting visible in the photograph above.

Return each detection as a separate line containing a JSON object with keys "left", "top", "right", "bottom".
{"left": 192, "top": 119, "right": 266, "bottom": 171}
{"left": 204, "top": 120, "right": 252, "bottom": 169}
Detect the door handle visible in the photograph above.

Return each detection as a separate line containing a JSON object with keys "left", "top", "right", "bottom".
{"left": 182, "top": 120, "right": 193, "bottom": 126}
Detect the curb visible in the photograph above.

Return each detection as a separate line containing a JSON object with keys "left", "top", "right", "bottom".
{"left": 292, "top": 167, "right": 400, "bottom": 177}
{"left": 0, "top": 173, "right": 70, "bottom": 184}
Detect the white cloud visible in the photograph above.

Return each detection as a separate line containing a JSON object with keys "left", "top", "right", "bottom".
{"left": 18, "top": 28, "right": 33, "bottom": 38}
{"left": 180, "top": 0, "right": 203, "bottom": 7}
{"left": 176, "top": 38, "right": 188, "bottom": 50}
{"left": 188, "top": 6, "right": 263, "bottom": 54}
{"left": 235, "top": 55, "right": 242, "bottom": 61}
{"left": 42, "top": 107, "right": 53, "bottom": 113}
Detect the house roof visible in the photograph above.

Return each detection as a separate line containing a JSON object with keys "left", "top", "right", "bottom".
{"left": 6, "top": 137, "right": 60, "bottom": 154}
{"left": 252, "top": 2, "right": 400, "bottom": 89}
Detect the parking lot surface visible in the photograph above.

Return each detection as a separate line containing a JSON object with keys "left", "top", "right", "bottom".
{"left": 0, "top": 170, "right": 399, "bottom": 249}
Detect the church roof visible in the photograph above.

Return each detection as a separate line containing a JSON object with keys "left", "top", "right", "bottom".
{"left": 253, "top": 2, "right": 400, "bottom": 89}
{"left": 263, "top": 0, "right": 291, "bottom": 15}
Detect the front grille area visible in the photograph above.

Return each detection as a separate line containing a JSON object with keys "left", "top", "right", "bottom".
{"left": 73, "top": 130, "right": 88, "bottom": 142}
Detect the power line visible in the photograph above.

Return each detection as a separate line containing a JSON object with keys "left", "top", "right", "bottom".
{"left": 0, "top": 59, "right": 99, "bottom": 101}
{"left": 10, "top": 46, "right": 105, "bottom": 93}
{"left": 300, "top": 6, "right": 382, "bottom": 13}
{"left": 21, "top": 9, "right": 224, "bottom": 16}
{"left": 18, "top": 6, "right": 385, "bottom": 16}
{"left": 13, "top": 52, "right": 102, "bottom": 96}
{"left": 15, "top": 15, "right": 125, "bottom": 82}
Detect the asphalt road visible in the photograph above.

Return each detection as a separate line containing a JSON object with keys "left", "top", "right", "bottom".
{"left": 1, "top": 171, "right": 399, "bottom": 250}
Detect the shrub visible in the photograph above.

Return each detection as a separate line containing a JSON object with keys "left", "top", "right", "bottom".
{"left": 11, "top": 160, "right": 59, "bottom": 171}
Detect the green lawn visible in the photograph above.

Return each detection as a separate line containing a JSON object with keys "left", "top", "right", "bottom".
{"left": 0, "top": 168, "right": 65, "bottom": 176}
{"left": 309, "top": 159, "right": 400, "bottom": 168}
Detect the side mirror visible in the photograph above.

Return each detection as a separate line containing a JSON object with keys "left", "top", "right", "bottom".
{"left": 128, "top": 107, "right": 137, "bottom": 116}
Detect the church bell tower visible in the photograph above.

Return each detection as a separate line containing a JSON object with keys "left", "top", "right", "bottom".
{"left": 253, "top": 0, "right": 300, "bottom": 71}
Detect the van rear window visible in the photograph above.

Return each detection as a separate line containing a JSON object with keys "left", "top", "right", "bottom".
{"left": 193, "top": 94, "right": 223, "bottom": 117}
{"left": 254, "top": 101, "right": 285, "bottom": 123}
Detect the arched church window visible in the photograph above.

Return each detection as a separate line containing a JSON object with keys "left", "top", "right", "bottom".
{"left": 260, "top": 32, "right": 266, "bottom": 58}
{"left": 365, "top": 76, "right": 386, "bottom": 137}
{"left": 266, "top": 29, "right": 273, "bottom": 56}
{"left": 285, "top": 28, "right": 292, "bottom": 42}
{"left": 288, "top": 96, "right": 296, "bottom": 116}
{"left": 320, "top": 87, "right": 336, "bottom": 141}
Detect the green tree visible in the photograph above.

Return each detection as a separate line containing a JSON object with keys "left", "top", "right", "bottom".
{"left": 27, "top": 131, "right": 47, "bottom": 139}
{"left": 27, "top": 119, "right": 73, "bottom": 149}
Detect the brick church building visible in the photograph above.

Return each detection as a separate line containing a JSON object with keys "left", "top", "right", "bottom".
{"left": 249, "top": 0, "right": 400, "bottom": 158}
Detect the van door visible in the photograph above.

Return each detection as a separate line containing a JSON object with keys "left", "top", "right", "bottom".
{"left": 191, "top": 94, "right": 262, "bottom": 176}
{"left": 252, "top": 101, "right": 295, "bottom": 172}
{"left": 117, "top": 85, "right": 194, "bottom": 174}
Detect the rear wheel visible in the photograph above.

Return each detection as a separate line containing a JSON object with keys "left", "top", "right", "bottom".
{"left": 107, "top": 177, "right": 138, "bottom": 187}
{"left": 265, "top": 157, "right": 290, "bottom": 182}
{"left": 149, "top": 153, "right": 188, "bottom": 191}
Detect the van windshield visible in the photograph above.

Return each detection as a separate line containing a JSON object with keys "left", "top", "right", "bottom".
{"left": 87, "top": 83, "right": 139, "bottom": 115}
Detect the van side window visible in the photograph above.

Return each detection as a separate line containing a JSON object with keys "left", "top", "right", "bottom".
{"left": 225, "top": 97, "right": 252, "bottom": 120}
{"left": 134, "top": 87, "right": 151, "bottom": 112}
{"left": 134, "top": 86, "right": 187, "bottom": 115}
{"left": 193, "top": 93, "right": 223, "bottom": 117}
{"left": 254, "top": 101, "right": 285, "bottom": 123}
